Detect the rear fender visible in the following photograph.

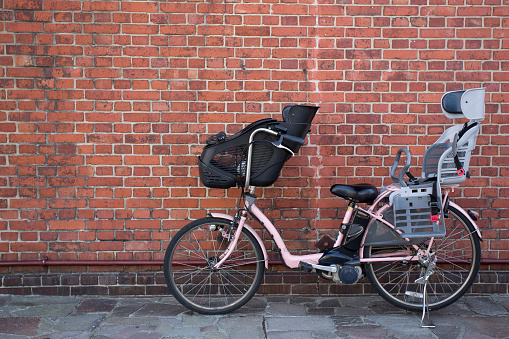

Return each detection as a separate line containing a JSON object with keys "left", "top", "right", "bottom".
{"left": 210, "top": 213, "right": 269, "bottom": 269}
{"left": 449, "top": 201, "right": 482, "bottom": 240}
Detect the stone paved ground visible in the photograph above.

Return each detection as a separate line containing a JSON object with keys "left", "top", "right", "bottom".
{"left": 0, "top": 294, "right": 508, "bottom": 338}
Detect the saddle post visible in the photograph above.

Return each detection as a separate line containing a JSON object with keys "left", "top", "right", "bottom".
{"left": 333, "top": 201, "right": 356, "bottom": 248}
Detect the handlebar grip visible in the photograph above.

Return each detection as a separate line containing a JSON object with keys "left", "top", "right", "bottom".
{"left": 390, "top": 148, "right": 412, "bottom": 187}
{"left": 281, "top": 134, "right": 305, "bottom": 145}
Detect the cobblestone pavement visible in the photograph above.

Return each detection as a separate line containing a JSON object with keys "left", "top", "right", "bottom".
{"left": 0, "top": 294, "right": 508, "bottom": 338}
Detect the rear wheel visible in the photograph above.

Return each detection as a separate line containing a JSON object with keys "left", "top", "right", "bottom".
{"left": 164, "top": 217, "right": 265, "bottom": 314}
{"left": 364, "top": 205, "right": 481, "bottom": 311}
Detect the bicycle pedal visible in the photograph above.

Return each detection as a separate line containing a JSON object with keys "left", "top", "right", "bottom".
{"left": 405, "top": 291, "right": 424, "bottom": 299}
{"left": 299, "top": 261, "right": 314, "bottom": 273}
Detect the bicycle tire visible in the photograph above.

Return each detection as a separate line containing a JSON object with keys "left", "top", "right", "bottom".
{"left": 363, "top": 204, "right": 481, "bottom": 311}
{"left": 164, "top": 217, "right": 265, "bottom": 314}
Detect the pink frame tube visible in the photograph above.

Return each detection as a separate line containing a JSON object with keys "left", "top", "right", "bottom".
{"left": 214, "top": 215, "right": 247, "bottom": 268}
{"left": 248, "top": 202, "right": 323, "bottom": 268}
{"left": 357, "top": 186, "right": 424, "bottom": 262}
{"left": 210, "top": 212, "right": 269, "bottom": 269}
{"left": 358, "top": 202, "right": 421, "bottom": 262}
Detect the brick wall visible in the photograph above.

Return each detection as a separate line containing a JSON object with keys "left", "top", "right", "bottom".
{"left": 1, "top": 0, "right": 508, "bottom": 295}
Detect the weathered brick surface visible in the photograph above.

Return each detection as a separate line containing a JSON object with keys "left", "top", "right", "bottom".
{"left": 0, "top": 0, "right": 508, "bottom": 289}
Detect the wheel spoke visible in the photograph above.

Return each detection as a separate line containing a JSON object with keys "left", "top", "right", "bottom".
{"left": 219, "top": 271, "right": 249, "bottom": 293}
{"left": 364, "top": 205, "right": 480, "bottom": 311}
{"left": 164, "top": 219, "right": 264, "bottom": 314}
{"left": 220, "top": 258, "right": 264, "bottom": 269}
{"left": 172, "top": 266, "right": 208, "bottom": 285}
{"left": 188, "top": 272, "right": 213, "bottom": 300}
{"left": 435, "top": 229, "right": 477, "bottom": 251}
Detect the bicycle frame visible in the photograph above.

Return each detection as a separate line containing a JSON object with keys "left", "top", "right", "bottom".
{"left": 212, "top": 200, "right": 322, "bottom": 269}
{"left": 212, "top": 185, "right": 482, "bottom": 271}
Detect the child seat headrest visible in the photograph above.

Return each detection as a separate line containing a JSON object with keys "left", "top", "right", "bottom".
{"left": 441, "top": 88, "right": 485, "bottom": 121}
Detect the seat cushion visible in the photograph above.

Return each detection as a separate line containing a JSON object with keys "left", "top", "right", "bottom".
{"left": 330, "top": 184, "right": 379, "bottom": 204}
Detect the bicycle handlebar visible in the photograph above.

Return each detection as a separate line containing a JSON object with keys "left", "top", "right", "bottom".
{"left": 390, "top": 148, "right": 412, "bottom": 187}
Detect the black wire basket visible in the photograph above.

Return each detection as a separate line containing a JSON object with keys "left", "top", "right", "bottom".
{"left": 198, "top": 105, "right": 319, "bottom": 189}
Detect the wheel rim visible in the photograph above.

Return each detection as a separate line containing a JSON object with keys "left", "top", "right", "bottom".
{"left": 366, "top": 207, "right": 479, "bottom": 309}
{"left": 168, "top": 222, "right": 263, "bottom": 312}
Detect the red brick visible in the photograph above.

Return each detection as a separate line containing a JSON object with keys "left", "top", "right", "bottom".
{"left": 421, "top": 6, "right": 456, "bottom": 16}
{"left": 235, "top": 26, "right": 269, "bottom": 37}
{"left": 126, "top": 220, "right": 161, "bottom": 229}
{"left": 383, "top": 6, "right": 419, "bottom": 16}
{"left": 420, "top": 50, "right": 455, "bottom": 60}
{"left": 346, "top": 5, "right": 381, "bottom": 15}
{"left": 384, "top": 50, "right": 418, "bottom": 60}
{"left": 122, "top": 24, "right": 159, "bottom": 35}
{"left": 121, "top": 1, "right": 159, "bottom": 13}
{"left": 84, "top": 1, "right": 118, "bottom": 11}
{"left": 6, "top": 22, "right": 44, "bottom": 32}
{"left": 4, "top": 0, "right": 42, "bottom": 10}
{"left": 87, "top": 177, "right": 123, "bottom": 187}
{"left": 160, "top": 25, "right": 196, "bottom": 35}
{"left": 420, "top": 28, "right": 455, "bottom": 38}
{"left": 457, "top": 6, "right": 492, "bottom": 16}
{"left": 84, "top": 24, "right": 120, "bottom": 34}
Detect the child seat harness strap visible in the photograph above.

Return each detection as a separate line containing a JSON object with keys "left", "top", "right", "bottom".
{"left": 430, "top": 181, "right": 440, "bottom": 222}
{"left": 453, "top": 122, "right": 478, "bottom": 177}
{"left": 453, "top": 155, "right": 465, "bottom": 176}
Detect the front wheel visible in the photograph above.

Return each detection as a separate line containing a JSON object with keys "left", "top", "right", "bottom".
{"left": 364, "top": 204, "right": 481, "bottom": 311}
{"left": 164, "top": 217, "right": 265, "bottom": 314}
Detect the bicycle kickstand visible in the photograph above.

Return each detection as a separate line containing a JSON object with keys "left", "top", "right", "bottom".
{"left": 420, "top": 279, "right": 435, "bottom": 328}
{"left": 412, "top": 254, "right": 436, "bottom": 328}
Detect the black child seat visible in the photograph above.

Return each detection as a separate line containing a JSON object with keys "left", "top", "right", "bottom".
{"left": 198, "top": 105, "right": 319, "bottom": 189}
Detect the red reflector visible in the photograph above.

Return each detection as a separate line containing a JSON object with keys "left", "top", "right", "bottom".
{"left": 430, "top": 215, "right": 439, "bottom": 222}
{"left": 457, "top": 168, "right": 465, "bottom": 176}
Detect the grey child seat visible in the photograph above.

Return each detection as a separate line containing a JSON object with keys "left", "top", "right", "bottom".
{"left": 421, "top": 87, "right": 485, "bottom": 186}
{"left": 384, "top": 88, "right": 486, "bottom": 239}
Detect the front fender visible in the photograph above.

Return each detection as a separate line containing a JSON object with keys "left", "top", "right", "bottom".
{"left": 210, "top": 213, "right": 269, "bottom": 269}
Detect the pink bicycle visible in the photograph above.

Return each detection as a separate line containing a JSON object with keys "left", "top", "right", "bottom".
{"left": 164, "top": 88, "right": 485, "bottom": 321}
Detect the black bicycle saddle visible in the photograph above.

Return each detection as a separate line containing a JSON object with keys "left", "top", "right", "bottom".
{"left": 330, "top": 183, "right": 379, "bottom": 204}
